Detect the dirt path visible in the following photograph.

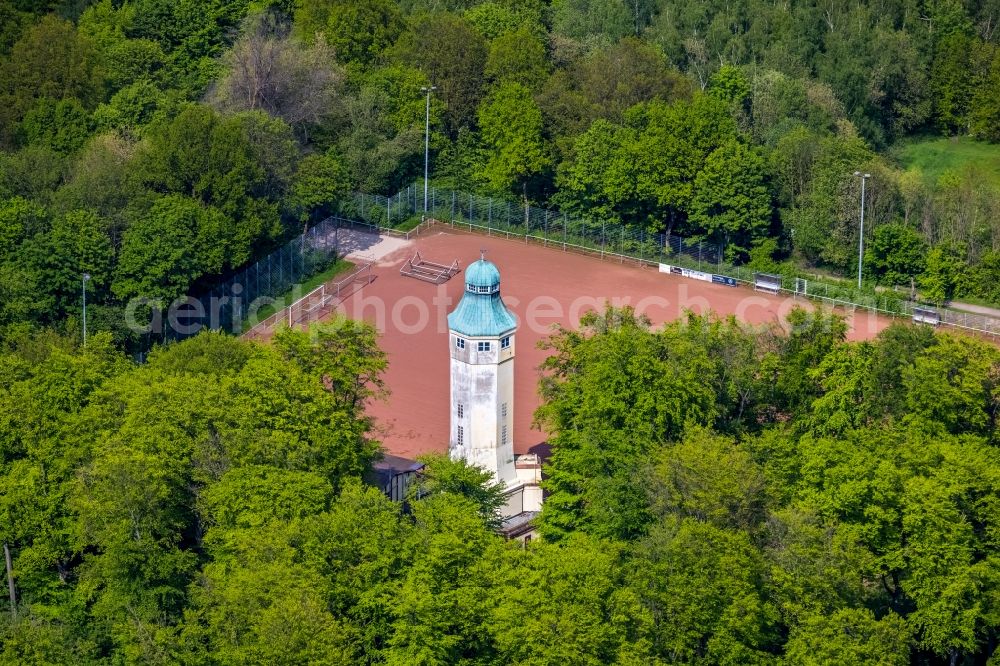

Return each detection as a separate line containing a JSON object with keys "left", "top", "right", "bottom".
{"left": 949, "top": 301, "right": 1000, "bottom": 318}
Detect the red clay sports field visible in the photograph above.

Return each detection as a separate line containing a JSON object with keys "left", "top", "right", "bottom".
{"left": 269, "top": 225, "right": 894, "bottom": 459}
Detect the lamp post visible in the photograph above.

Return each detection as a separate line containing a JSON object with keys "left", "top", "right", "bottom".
{"left": 420, "top": 85, "right": 436, "bottom": 214}
{"left": 82, "top": 273, "right": 91, "bottom": 347}
{"left": 854, "top": 171, "right": 871, "bottom": 289}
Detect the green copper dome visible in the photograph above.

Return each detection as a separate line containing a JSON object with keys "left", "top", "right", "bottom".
{"left": 448, "top": 259, "right": 517, "bottom": 337}
{"left": 464, "top": 259, "right": 501, "bottom": 292}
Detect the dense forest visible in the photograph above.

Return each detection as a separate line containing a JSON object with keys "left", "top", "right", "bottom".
{"left": 3, "top": 311, "right": 1000, "bottom": 664}
{"left": 4, "top": 0, "right": 1000, "bottom": 350}
{"left": 5, "top": 1, "right": 1000, "bottom": 663}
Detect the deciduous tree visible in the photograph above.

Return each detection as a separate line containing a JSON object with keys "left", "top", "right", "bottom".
{"left": 0, "top": 15, "right": 104, "bottom": 147}
{"left": 476, "top": 82, "right": 550, "bottom": 196}
{"left": 391, "top": 13, "right": 487, "bottom": 135}
{"left": 864, "top": 222, "right": 927, "bottom": 286}
{"left": 689, "top": 141, "right": 772, "bottom": 256}
{"left": 213, "top": 14, "right": 343, "bottom": 137}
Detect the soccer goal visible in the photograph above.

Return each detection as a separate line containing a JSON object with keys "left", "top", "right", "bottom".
{"left": 282, "top": 262, "right": 375, "bottom": 328}
{"left": 399, "top": 251, "right": 460, "bottom": 284}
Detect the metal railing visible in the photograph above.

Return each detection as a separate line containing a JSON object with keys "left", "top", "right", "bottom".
{"left": 141, "top": 213, "right": 438, "bottom": 354}
{"left": 147, "top": 185, "right": 1000, "bottom": 350}
{"left": 244, "top": 261, "right": 375, "bottom": 338}
{"left": 344, "top": 182, "right": 1000, "bottom": 338}
{"left": 346, "top": 185, "right": 722, "bottom": 269}
{"left": 156, "top": 216, "right": 343, "bottom": 343}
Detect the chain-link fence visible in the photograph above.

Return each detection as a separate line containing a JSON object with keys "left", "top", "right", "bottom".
{"left": 346, "top": 184, "right": 723, "bottom": 268}
{"left": 138, "top": 183, "right": 1000, "bottom": 355}
{"left": 346, "top": 182, "right": 1000, "bottom": 337}
{"left": 153, "top": 216, "right": 344, "bottom": 346}
{"left": 349, "top": 184, "right": 423, "bottom": 229}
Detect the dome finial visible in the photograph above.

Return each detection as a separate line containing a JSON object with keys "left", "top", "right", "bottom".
{"left": 480, "top": 248, "right": 487, "bottom": 261}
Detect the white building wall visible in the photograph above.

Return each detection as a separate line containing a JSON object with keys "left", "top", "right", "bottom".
{"left": 449, "top": 332, "right": 515, "bottom": 483}
{"left": 495, "top": 355, "right": 515, "bottom": 480}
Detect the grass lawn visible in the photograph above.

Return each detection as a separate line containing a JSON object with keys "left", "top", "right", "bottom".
{"left": 892, "top": 136, "right": 1000, "bottom": 186}
{"left": 249, "top": 258, "right": 355, "bottom": 323}
{"left": 392, "top": 214, "right": 425, "bottom": 233}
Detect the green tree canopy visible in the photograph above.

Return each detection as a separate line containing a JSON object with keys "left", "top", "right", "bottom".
{"left": 689, "top": 140, "right": 772, "bottom": 256}
{"left": 476, "top": 81, "right": 550, "bottom": 195}
{"left": 112, "top": 194, "right": 227, "bottom": 303}
{"left": 865, "top": 221, "right": 927, "bottom": 286}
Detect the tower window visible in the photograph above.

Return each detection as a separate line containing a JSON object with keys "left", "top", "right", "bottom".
{"left": 477, "top": 341, "right": 491, "bottom": 352}
{"left": 457, "top": 425, "right": 464, "bottom": 446}
{"left": 501, "top": 403, "right": 508, "bottom": 418}
{"left": 501, "top": 336, "right": 510, "bottom": 349}
{"left": 456, "top": 337, "right": 465, "bottom": 349}
{"left": 501, "top": 424, "right": 508, "bottom": 447}
{"left": 457, "top": 404, "right": 463, "bottom": 419}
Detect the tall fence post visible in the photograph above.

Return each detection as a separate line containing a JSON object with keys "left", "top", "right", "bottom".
{"left": 278, "top": 246, "right": 284, "bottom": 287}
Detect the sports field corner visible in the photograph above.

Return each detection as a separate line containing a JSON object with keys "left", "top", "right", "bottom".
{"left": 311, "top": 225, "right": 894, "bottom": 460}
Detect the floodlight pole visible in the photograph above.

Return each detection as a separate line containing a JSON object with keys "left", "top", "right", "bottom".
{"left": 82, "top": 273, "right": 91, "bottom": 347}
{"left": 854, "top": 171, "right": 871, "bottom": 289}
{"left": 420, "top": 85, "right": 437, "bottom": 214}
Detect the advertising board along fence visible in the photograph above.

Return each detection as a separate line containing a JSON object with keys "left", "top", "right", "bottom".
{"left": 346, "top": 184, "right": 1000, "bottom": 339}
{"left": 659, "top": 263, "right": 736, "bottom": 287}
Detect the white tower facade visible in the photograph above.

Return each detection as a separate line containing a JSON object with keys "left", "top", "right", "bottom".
{"left": 447, "top": 257, "right": 517, "bottom": 483}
